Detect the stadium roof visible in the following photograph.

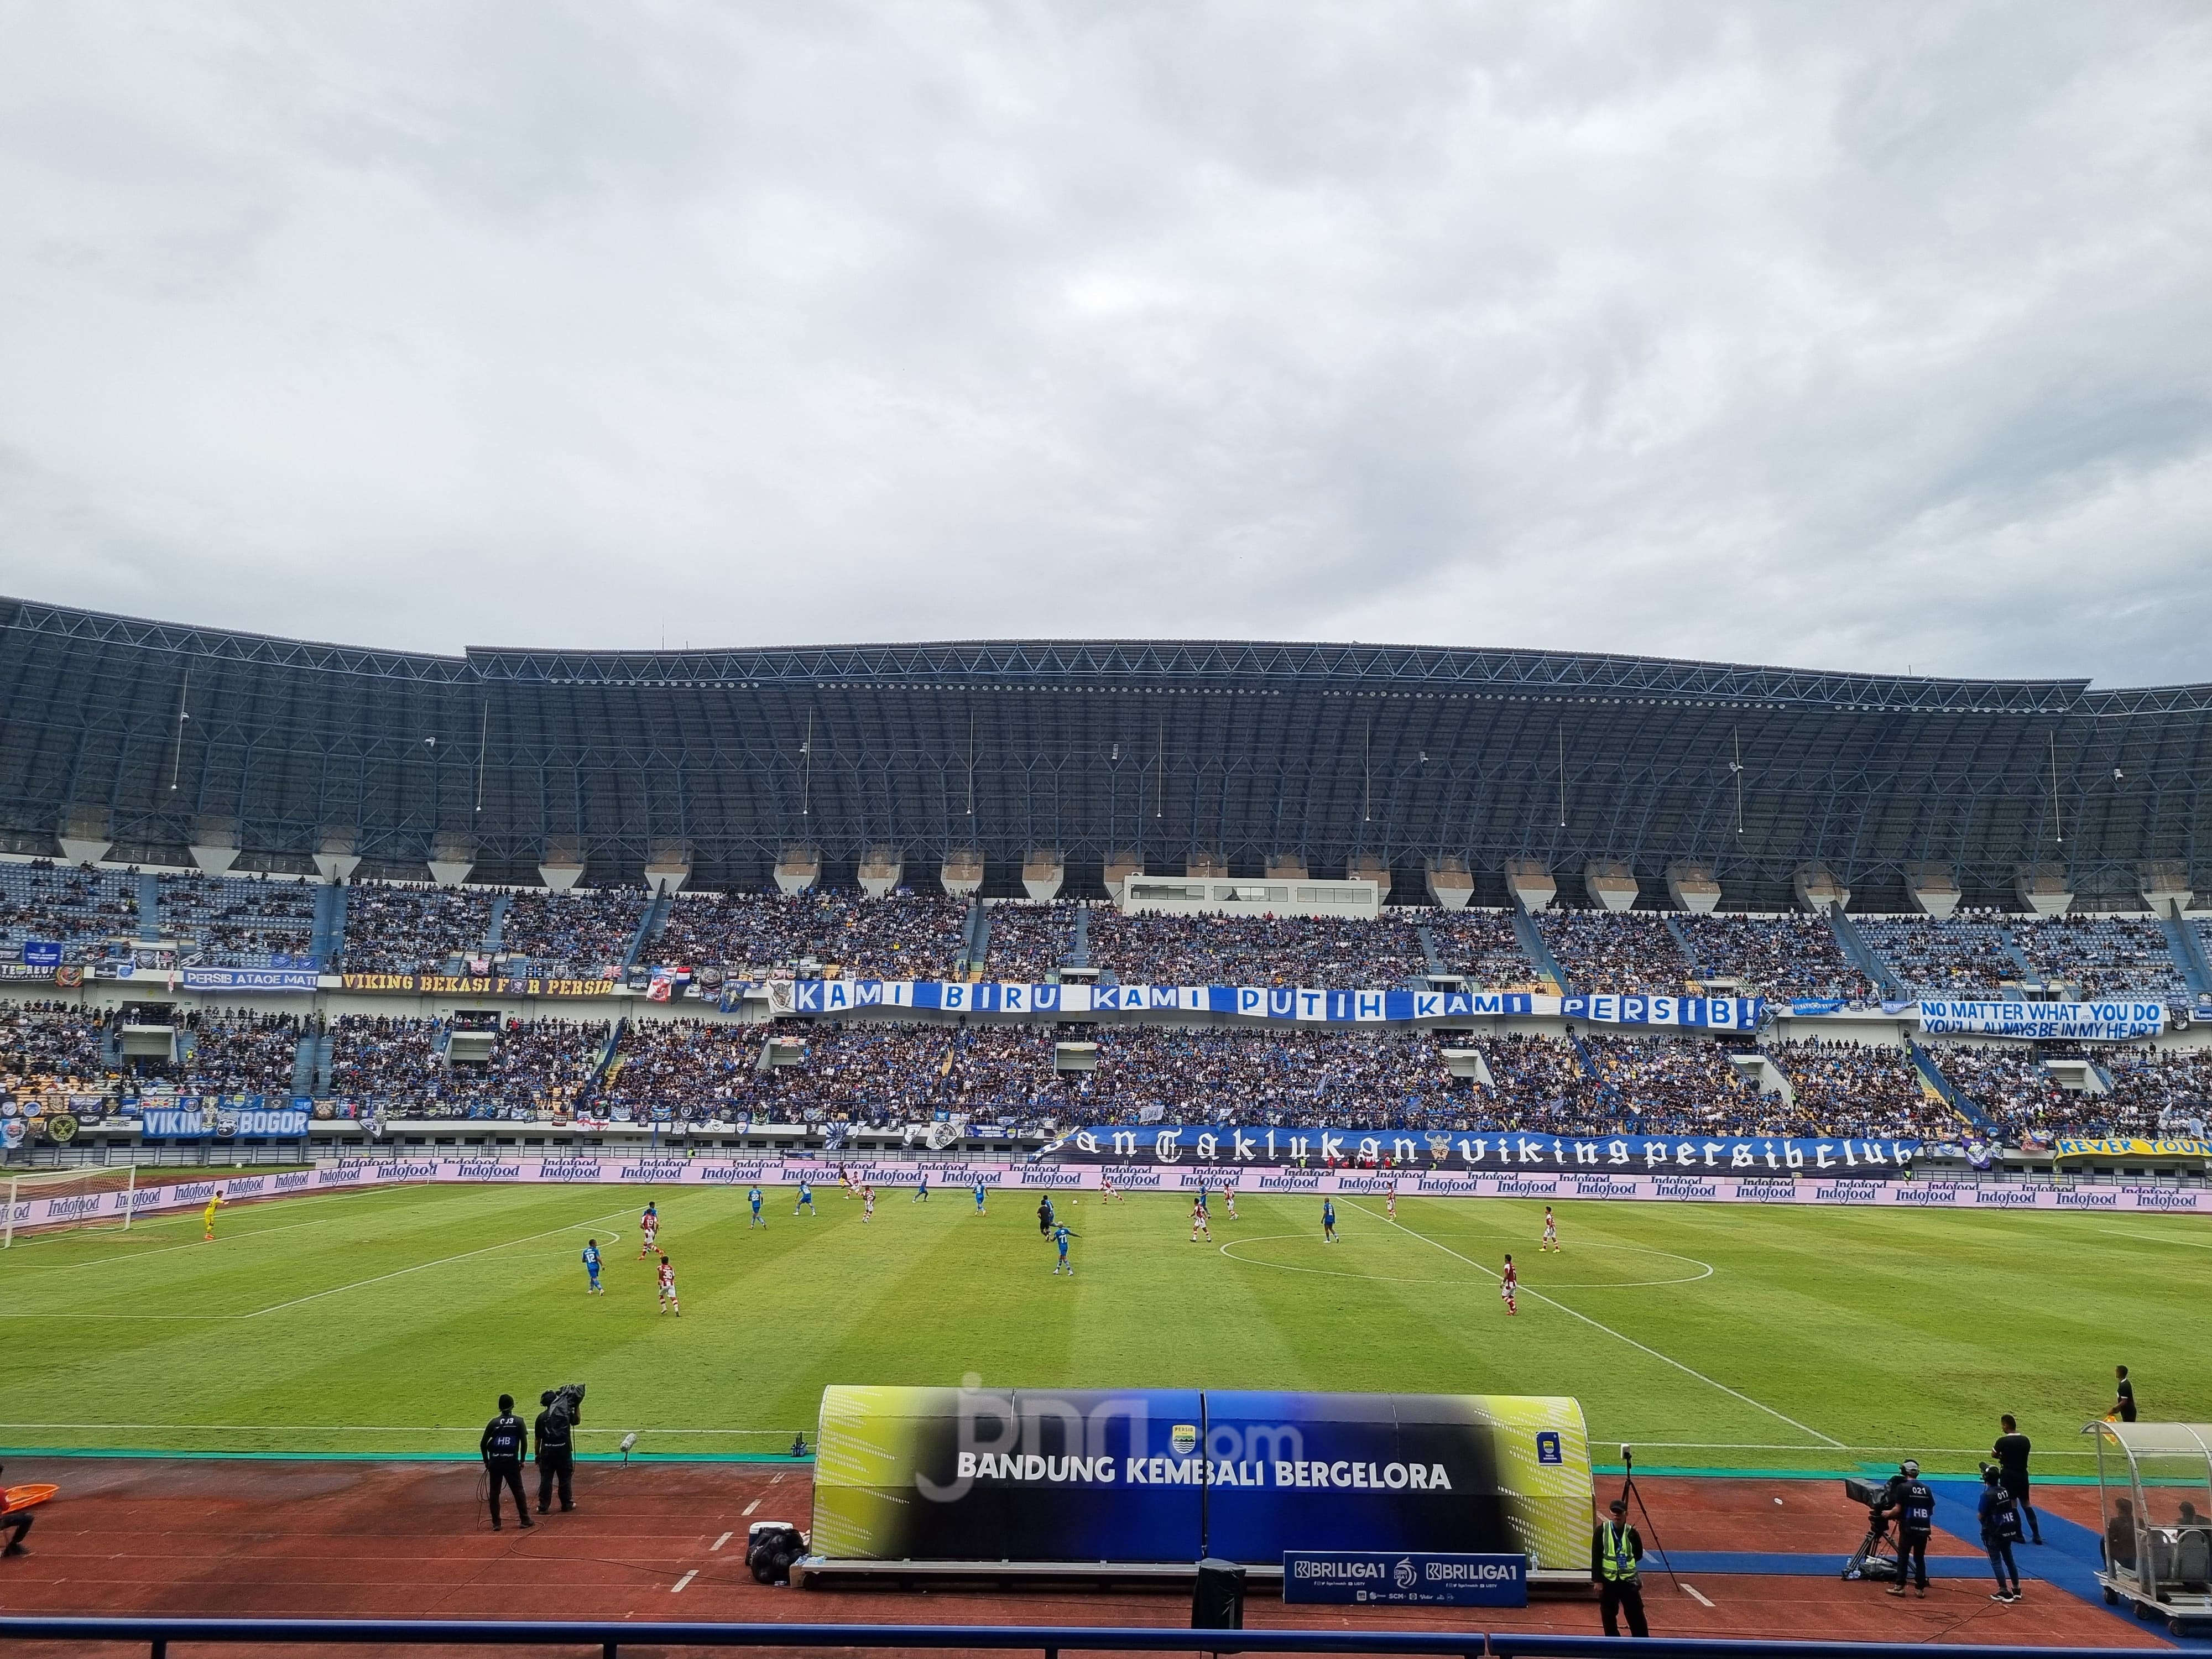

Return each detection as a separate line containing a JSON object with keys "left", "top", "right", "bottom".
{"left": 3, "top": 594, "right": 2206, "bottom": 907}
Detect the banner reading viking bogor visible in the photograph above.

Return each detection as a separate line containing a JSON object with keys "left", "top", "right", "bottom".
{"left": 807, "top": 1386, "right": 1591, "bottom": 1577}
{"left": 1918, "top": 999, "right": 2166, "bottom": 1041}
{"left": 1042, "top": 1125, "right": 1918, "bottom": 1176}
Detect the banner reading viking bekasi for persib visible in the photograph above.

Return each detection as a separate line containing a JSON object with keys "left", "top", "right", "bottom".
{"left": 1043, "top": 1125, "right": 1918, "bottom": 1175}
{"left": 807, "top": 1386, "right": 1592, "bottom": 1575}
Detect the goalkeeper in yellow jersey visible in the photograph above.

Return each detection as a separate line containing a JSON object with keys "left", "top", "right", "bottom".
{"left": 202, "top": 1188, "right": 226, "bottom": 1242}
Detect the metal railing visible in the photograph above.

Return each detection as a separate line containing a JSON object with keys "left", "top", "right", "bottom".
{"left": 0, "top": 1619, "right": 2164, "bottom": 1659}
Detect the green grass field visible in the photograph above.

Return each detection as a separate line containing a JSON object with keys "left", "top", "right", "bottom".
{"left": 3, "top": 1180, "right": 2205, "bottom": 1476}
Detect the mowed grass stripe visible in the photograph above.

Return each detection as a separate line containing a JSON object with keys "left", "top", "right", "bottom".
{"left": 2, "top": 1184, "right": 2207, "bottom": 1465}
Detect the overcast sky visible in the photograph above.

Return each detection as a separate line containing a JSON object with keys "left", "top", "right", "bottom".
{"left": 2, "top": 4, "right": 2209, "bottom": 683}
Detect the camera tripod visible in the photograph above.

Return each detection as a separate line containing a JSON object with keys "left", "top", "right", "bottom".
{"left": 1615, "top": 1446, "right": 1679, "bottom": 1592}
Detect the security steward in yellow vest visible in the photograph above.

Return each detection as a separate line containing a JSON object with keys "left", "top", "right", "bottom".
{"left": 1592, "top": 1496, "right": 1648, "bottom": 1637}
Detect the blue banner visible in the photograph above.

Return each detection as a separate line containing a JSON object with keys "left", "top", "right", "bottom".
{"left": 179, "top": 966, "right": 322, "bottom": 992}
{"left": 1284, "top": 1551, "right": 1527, "bottom": 1607}
{"left": 1047, "top": 1125, "right": 1917, "bottom": 1175}
{"left": 777, "top": 979, "right": 1763, "bottom": 1030}
{"left": 138, "top": 1101, "right": 313, "bottom": 1138}
{"left": 23, "top": 940, "right": 61, "bottom": 968}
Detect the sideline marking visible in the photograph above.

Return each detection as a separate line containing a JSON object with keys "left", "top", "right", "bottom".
{"left": 671, "top": 1569, "right": 697, "bottom": 1593}
{"left": 2096, "top": 1228, "right": 2212, "bottom": 1250}
{"left": 1681, "top": 1583, "right": 1715, "bottom": 1607}
{"left": 243, "top": 1208, "right": 634, "bottom": 1318}
{"left": 1343, "top": 1201, "right": 1845, "bottom": 1448}
{"left": 713, "top": 1530, "right": 734, "bottom": 1550}
{"left": 1219, "top": 1232, "right": 1714, "bottom": 1289}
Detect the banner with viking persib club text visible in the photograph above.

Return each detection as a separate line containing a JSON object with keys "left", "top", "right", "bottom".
{"left": 1917, "top": 999, "right": 2166, "bottom": 1041}
{"left": 806, "top": 1386, "right": 1591, "bottom": 1577}
{"left": 770, "top": 979, "right": 1764, "bottom": 1030}
{"left": 1044, "top": 1125, "right": 1918, "bottom": 1175}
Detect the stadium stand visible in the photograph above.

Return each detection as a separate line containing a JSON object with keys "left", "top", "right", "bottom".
{"left": 1074, "top": 1026, "right": 1457, "bottom": 1128}
{"left": 2085, "top": 1045, "right": 2212, "bottom": 1138}
{"left": 335, "top": 884, "right": 498, "bottom": 974}
{"left": 177, "top": 1008, "right": 307, "bottom": 1093}
{"left": 1474, "top": 1032, "right": 1605, "bottom": 1130}
{"left": 327, "top": 1014, "right": 609, "bottom": 1118}
{"left": 979, "top": 901, "right": 1077, "bottom": 979}
{"left": 157, "top": 872, "right": 319, "bottom": 967}
{"left": 498, "top": 890, "right": 648, "bottom": 978}
{"left": 1084, "top": 911, "right": 1425, "bottom": 988}
{"left": 1427, "top": 909, "right": 1539, "bottom": 986}
{"left": 1673, "top": 912, "right": 1875, "bottom": 1001}
{"left": 0, "top": 862, "right": 139, "bottom": 963}
{"left": 1766, "top": 1039, "right": 1952, "bottom": 1138}
{"left": 646, "top": 890, "right": 967, "bottom": 979}
{"left": 2010, "top": 914, "right": 2192, "bottom": 999}
{"left": 1533, "top": 910, "right": 1694, "bottom": 992}
{"left": 1585, "top": 1034, "right": 1758, "bottom": 1132}
{"left": 0, "top": 999, "right": 122, "bottom": 1102}
{"left": 1857, "top": 914, "right": 2024, "bottom": 994}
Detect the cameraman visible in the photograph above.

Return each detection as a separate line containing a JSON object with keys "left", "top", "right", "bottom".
{"left": 535, "top": 1386, "right": 582, "bottom": 1515}
{"left": 480, "top": 1394, "right": 532, "bottom": 1531}
{"left": 1881, "top": 1460, "right": 1936, "bottom": 1599}
{"left": 1590, "top": 1496, "right": 1647, "bottom": 1637}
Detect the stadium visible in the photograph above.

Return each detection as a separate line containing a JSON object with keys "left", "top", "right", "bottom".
{"left": 4, "top": 596, "right": 2211, "bottom": 1650}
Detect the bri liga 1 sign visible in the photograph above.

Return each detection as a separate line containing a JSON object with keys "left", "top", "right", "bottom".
{"left": 1282, "top": 1550, "right": 1528, "bottom": 1607}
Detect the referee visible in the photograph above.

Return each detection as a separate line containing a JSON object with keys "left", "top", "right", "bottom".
{"left": 1992, "top": 1413, "right": 2042, "bottom": 1545}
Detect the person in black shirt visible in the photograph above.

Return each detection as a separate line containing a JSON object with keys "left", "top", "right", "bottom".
{"left": 1992, "top": 1415, "right": 2042, "bottom": 1544}
{"left": 2114, "top": 1366, "right": 2137, "bottom": 1423}
{"left": 1590, "top": 1496, "right": 1647, "bottom": 1637}
{"left": 480, "top": 1394, "right": 533, "bottom": 1531}
{"left": 1882, "top": 1461, "right": 1936, "bottom": 1599}
{"left": 0, "top": 1462, "right": 33, "bottom": 1556}
{"left": 535, "top": 1390, "right": 577, "bottom": 1515}
{"left": 1037, "top": 1195, "right": 1055, "bottom": 1237}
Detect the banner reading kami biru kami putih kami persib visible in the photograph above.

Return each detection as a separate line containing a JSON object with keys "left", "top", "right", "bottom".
{"left": 807, "top": 1386, "right": 1592, "bottom": 1577}
{"left": 769, "top": 979, "right": 1765, "bottom": 1029}
{"left": 1041, "top": 1125, "right": 1920, "bottom": 1175}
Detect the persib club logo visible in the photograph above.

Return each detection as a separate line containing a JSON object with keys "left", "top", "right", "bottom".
{"left": 1170, "top": 1423, "right": 1199, "bottom": 1455}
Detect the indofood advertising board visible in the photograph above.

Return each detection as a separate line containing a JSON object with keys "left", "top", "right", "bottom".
{"left": 805, "top": 1386, "right": 1592, "bottom": 1578}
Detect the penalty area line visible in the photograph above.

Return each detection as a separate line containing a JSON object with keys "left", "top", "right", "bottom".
{"left": 1341, "top": 1201, "right": 1845, "bottom": 1449}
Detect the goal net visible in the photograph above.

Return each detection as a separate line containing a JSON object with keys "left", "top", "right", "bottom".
{"left": 2, "top": 1165, "right": 146, "bottom": 1244}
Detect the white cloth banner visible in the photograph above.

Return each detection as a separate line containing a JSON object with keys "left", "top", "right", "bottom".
{"left": 1916, "top": 999, "right": 2166, "bottom": 1041}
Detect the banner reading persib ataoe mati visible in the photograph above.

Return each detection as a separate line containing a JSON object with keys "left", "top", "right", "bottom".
{"left": 1918, "top": 999, "right": 2166, "bottom": 1041}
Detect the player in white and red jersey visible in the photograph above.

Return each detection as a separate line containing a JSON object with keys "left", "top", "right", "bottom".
{"left": 1222, "top": 1185, "right": 1237, "bottom": 1222}
{"left": 638, "top": 1201, "right": 660, "bottom": 1259}
{"left": 1386, "top": 1181, "right": 1397, "bottom": 1221}
{"left": 1541, "top": 1206, "right": 1559, "bottom": 1251}
{"left": 1500, "top": 1253, "right": 1519, "bottom": 1315}
{"left": 656, "top": 1254, "right": 680, "bottom": 1316}
{"left": 1190, "top": 1193, "right": 1212, "bottom": 1243}
{"left": 1100, "top": 1172, "right": 1117, "bottom": 1203}
{"left": 863, "top": 1185, "right": 875, "bottom": 1223}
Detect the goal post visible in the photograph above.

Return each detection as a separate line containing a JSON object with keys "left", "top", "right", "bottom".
{"left": 2, "top": 1164, "right": 141, "bottom": 1246}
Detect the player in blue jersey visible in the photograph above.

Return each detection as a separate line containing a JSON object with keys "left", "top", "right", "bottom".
{"left": 1322, "top": 1197, "right": 1338, "bottom": 1244}
{"left": 914, "top": 1170, "right": 930, "bottom": 1203}
{"left": 1051, "top": 1222, "right": 1077, "bottom": 1275}
{"left": 794, "top": 1179, "right": 815, "bottom": 1216}
{"left": 748, "top": 1186, "right": 766, "bottom": 1228}
{"left": 973, "top": 1178, "right": 987, "bottom": 1214}
{"left": 581, "top": 1238, "right": 604, "bottom": 1295}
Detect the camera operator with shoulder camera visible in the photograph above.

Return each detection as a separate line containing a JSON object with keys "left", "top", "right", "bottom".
{"left": 1880, "top": 1460, "right": 1936, "bottom": 1599}
{"left": 535, "top": 1384, "right": 584, "bottom": 1515}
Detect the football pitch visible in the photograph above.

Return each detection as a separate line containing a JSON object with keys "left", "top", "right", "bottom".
{"left": 2, "top": 1180, "right": 2204, "bottom": 1475}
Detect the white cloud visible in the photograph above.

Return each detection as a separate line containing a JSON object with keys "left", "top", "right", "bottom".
{"left": 0, "top": 1, "right": 2206, "bottom": 680}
